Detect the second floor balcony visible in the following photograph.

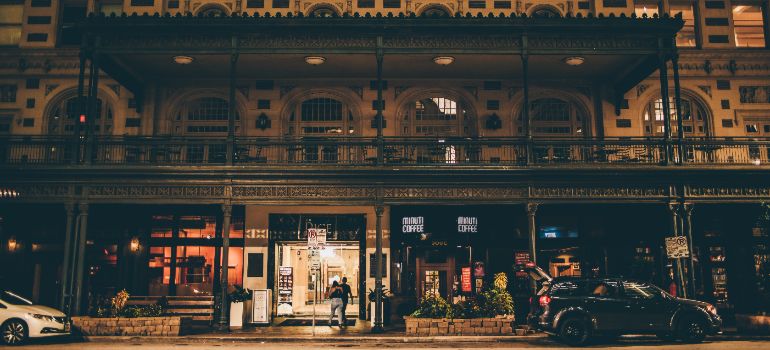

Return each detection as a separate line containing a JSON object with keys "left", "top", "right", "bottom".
{"left": 2, "top": 136, "right": 769, "bottom": 167}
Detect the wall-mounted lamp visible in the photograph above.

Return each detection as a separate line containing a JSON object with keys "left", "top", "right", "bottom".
{"left": 172, "top": 55, "right": 195, "bottom": 65}
{"left": 129, "top": 237, "right": 140, "bottom": 253}
{"left": 304, "top": 56, "right": 326, "bottom": 65}
{"left": 563, "top": 56, "right": 585, "bottom": 66}
{"left": 8, "top": 236, "right": 17, "bottom": 252}
{"left": 433, "top": 56, "right": 455, "bottom": 66}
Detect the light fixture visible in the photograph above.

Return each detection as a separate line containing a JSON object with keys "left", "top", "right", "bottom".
{"left": 172, "top": 55, "right": 194, "bottom": 65}
{"left": 433, "top": 56, "right": 455, "bottom": 66}
{"left": 563, "top": 56, "right": 585, "bottom": 66}
{"left": 304, "top": 56, "right": 326, "bottom": 65}
{"left": 129, "top": 237, "right": 140, "bottom": 252}
{"left": 8, "top": 237, "right": 17, "bottom": 252}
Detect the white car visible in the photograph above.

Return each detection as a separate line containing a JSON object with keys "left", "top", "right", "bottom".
{"left": 1, "top": 291, "right": 70, "bottom": 345}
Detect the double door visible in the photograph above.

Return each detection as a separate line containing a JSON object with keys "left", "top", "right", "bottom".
{"left": 415, "top": 249, "right": 455, "bottom": 301}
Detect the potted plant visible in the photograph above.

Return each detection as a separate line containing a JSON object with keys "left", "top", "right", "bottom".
{"left": 228, "top": 285, "right": 252, "bottom": 329}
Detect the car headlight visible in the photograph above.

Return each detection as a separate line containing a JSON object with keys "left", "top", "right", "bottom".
{"left": 705, "top": 304, "right": 718, "bottom": 317}
{"left": 29, "top": 313, "right": 56, "bottom": 322}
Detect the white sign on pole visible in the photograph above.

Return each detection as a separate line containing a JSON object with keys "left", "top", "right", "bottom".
{"left": 308, "top": 249, "right": 321, "bottom": 271}
{"left": 308, "top": 228, "right": 319, "bottom": 249}
{"left": 665, "top": 236, "right": 690, "bottom": 258}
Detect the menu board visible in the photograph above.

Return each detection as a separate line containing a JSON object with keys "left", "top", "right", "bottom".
{"left": 277, "top": 266, "right": 293, "bottom": 315}
{"left": 461, "top": 267, "right": 472, "bottom": 292}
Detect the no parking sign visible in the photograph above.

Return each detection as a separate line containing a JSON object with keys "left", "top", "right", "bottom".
{"left": 665, "top": 236, "right": 690, "bottom": 258}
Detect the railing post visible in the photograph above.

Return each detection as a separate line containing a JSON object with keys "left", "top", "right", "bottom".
{"left": 521, "top": 36, "right": 532, "bottom": 165}
{"left": 658, "top": 38, "right": 672, "bottom": 166}
{"left": 375, "top": 36, "right": 384, "bottom": 166}
{"left": 226, "top": 35, "right": 239, "bottom": 166}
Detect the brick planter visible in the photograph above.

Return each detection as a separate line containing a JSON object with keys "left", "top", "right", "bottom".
{"left": 71, "top": 316, "right": 193, "bottom": 336}
{"left": 404, "top": 316, "right": 515, "bottom": 336}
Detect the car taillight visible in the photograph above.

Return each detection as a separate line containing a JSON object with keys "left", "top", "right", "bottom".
{"left": 539, "top": 295, "right": 552, "bottom": 307}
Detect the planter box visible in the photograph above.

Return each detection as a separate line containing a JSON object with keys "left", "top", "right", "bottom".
{"left": 736, "top": 314, "right": 770, "bottom": 333}
{"left": 71, "top": 316, "right": 193, "bottom": 336}
{"left": 404, "top": 316, "right": 516, "bottom": 336}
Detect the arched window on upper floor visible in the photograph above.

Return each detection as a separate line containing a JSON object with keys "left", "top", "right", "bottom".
{"left": 401, "top": 96, "right": 475, "bottom": 137}
{"left": 420, "top": 5, "right": 451, "bottom": 17}
{"left": 642, "top": 95, "right": 710, "bottom": 137}
{"left": 196, "top": 3, "right": 229, "bottom": 16}
{"left": 529, "top": 5, "right": 561, "bottom": 18}
{"left": 288, "top": 97, "right": 355, "bottom": 136}
{"left": 519, "top": 98, "right": 587, "bottom": 137}
{"left": 173, "top": 97, "right": 240, "bottom": 136}
{"left": 48, "top": 96, "right": 113, "bottom": 135}
{"left": 308, "top": 4, "right": 340, "bottom": 17}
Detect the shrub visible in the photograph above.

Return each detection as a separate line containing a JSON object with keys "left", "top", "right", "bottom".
{"left": 111, "top": 289, "right": 130, "bottom": 316}
{"left": 229, "top": 285, "right": 252, "bottom": 303}
{"left": 411, "top": 293, "right": 451, "bottom": 318}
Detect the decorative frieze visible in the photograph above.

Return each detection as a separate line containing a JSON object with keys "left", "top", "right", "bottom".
{"left": 232, "top": 185, "right": 376, "bottom": 199}
{"left": 86, "top": 185, "right": 226, "bottom": 199}
{"left": 530, "top": 186, "right": 669, "bottom": 199}
{"left": 687, "top": 186, "right": 770, "bottom": 198}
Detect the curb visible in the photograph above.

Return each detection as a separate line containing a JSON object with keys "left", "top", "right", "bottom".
{"left": 82, "top": 334, "right": 547, "bottom": 343}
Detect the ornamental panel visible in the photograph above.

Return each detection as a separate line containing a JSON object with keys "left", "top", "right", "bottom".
{"left": 231, "top": 185, "right": 376, "bottom": 199}
{"left": 686, "top": 186, "right": 770, "bottom": 198}
{"left": 86, "top": 185, "right": 226, "bottom": 199}
{"left": 530, "top": 186, "right": 668, "bottom": 199}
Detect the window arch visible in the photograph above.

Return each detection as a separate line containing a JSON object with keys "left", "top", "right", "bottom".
{"left": 47, "top": 96, "right": 114, "bottom": 135}
{"left": 173, "top": 97, "right": 240, "bottom": 135}
{"left": 401, "top": 96, "right": 475, "bottom": 137}
{"left": 528, "top": 5, "right": 562, "bottom": 18}
{"left": 307, "top": 4, "right": 340, "bottom": 17}
{"left": 642, "top": 95, "right": 710, "bottom": 137}
{"left": 196, "top": 3, "right": 229, "bottom": 16}
{"left": 419, "top": 5, "right": 451, "bottom": 17}
{"left": 519, "top": 98, "right": 587, "bottom": 136}
{"left": 287, "top": 97, "right": 356, "bottom": 136}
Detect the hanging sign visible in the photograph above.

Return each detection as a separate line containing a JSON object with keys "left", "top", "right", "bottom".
{"left": 307, "top": 228, "right": 327, "bottom": 250}
{"left": 473, "top": 261, "right": 485, "bottom": 277}
{"left": 665, "top": 236, "right": 690, "bottom": 258}
{"left": 457, "top": 216, "right": 478, "bottom": 233}
{"left": 461, "top": 267, "right": 472, "bottom": 292}
{"left": 308, "top": 249, "right": 321, "bottom": 271}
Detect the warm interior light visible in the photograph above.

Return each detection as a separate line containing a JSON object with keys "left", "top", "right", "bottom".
{"left": 173, "top": 55, "right": 194, "bottom": 65}
{"left": 8, "top": 237, "right": 17, "bottom": 252}
{"left": 304, "top": 56, "right": 326, "bottom": 65}
{"left": 563, "top": 56, "right": 585, "bottom": 66}
{"left": 433, "top": 56, "right": 455, "bottom": 66}
{"left": 130, "top": 237, "right": 140, "bottom": 252}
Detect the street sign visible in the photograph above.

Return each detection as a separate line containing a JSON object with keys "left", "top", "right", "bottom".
{"left": 308, "top": 249, "right": 321, "bottom": 271}
{"left": 665, "top": 236, "right": 690, "bottom": 258}
{"left": 307, "top": 228, "right": 327, "bottom": 250}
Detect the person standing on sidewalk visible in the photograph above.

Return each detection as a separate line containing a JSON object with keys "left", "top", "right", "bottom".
{"left": 340, "top": 277, "right": 354, "bottom": 325}
{"left": 327, "top": 280, "right": 344, "bottom": 328}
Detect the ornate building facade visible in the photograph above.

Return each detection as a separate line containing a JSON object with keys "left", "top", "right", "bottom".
{"left": 1, "top": 0, "right": 770, "bottom": 329}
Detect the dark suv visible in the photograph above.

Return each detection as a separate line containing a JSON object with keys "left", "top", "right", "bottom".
{"left": 520, "top": 264, "right": 722, "bottom": 346}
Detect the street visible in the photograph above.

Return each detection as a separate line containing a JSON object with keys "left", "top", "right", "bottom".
{"left": 11, "top": 338, "right": 770, "bottom": 350}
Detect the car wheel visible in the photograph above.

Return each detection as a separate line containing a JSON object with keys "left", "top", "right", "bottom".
{"left": 559, "top": 317, "right": 590, "bottom": 347}
{"left": 2, "top": 320, "right": 28, "bottom": 346}
{"left": 678, "top": 317, "right": 706, "bottom": 343}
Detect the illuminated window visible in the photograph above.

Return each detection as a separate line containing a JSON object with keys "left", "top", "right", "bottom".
{"left": 403, "top": 97, "right": 468, "bottom": 136}
{"left": 671, "top": 3, "right": 697, "bottom": 47}
{"left": 733, "top": 5, "right": 766, "bottom": 48}
{"left": 175, "top": 97, "right": 239, "bottom": 135}
{"left": 48, "top": 96, "right": 113, "bottom": 135}
{"left": 643, "top": 96, "right": 709, "bottom": 136}
{"left": 522, "top": 98, "right": 586, "bottom": 136}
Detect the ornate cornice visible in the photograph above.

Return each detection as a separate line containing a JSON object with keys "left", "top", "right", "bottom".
{"left": 686, "top": 186, "right": 770, "bottom": 198}
{"left": 86, "top": 185, "right": 226, "bottom": 199}
{"left": 530, "top": 186, "right": 669, "bottom": 199}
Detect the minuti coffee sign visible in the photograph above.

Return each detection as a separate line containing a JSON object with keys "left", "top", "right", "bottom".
{"left": 394, "top": 207, "right": 484, "bottom": 246}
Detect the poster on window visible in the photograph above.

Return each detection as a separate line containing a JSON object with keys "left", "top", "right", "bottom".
{"left": 461, "top": 267, "right": 472, "bottom": 292}
{"left": 277, "top": 266, "right": 294, "bottom": 315}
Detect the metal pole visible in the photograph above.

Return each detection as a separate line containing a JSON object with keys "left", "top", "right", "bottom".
{"left": 672, "top": 47, "right": 685, "bottom": 165}
{"left": 72, "top": 203, "right": 89, "bottom": 315}
{"left": 521, "top": 36, "right": 532, "bottom": 164}
{"left": 526, "top": 203, "right": 538, "bottom": 293}
{"left": 668, "top": 202, "right": 687, "bottom": 299}
{"left": 658, "top": 39, "right": 672, "bottom": 165}
{"left": 375, "top": 36, "right": 384, "bottom": 166}
{"left": 372, "top": 204, "right": 384, "bottom": 333}
{"left": 218, "top": 204, "right": 232, "bottom": 331}
{"left": 312, "top": 271, "right": 316, "bottom": 336}
{"left": 73, "top": 38, "right": 87, "bottom": 164}
{"left": 682, "top": 202, "right": 697, "bottom": 298}
{"left": 226, "top": 36, "right": 238, "bottom": 165}
{"left": 60, "top": 203, "right": 75, "bottom": 310}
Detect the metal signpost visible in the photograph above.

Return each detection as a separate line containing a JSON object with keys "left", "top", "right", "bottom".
{"left": 307, "top": 227, "right": 327, "bottom": 336}
{"left": 665, "top": 236, "right": 690, "bottom": 299}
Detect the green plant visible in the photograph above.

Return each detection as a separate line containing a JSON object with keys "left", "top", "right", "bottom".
{"left": 477, "top": 287, "right": 515, "bottom": 317}
{"left": 411, "top": 293, "right": 451, "bottom": 318}
{"left": 229, "top": 285, "right": 252, "bottom": 303}
{"left": 117, "top": 303, "right": 163, "bottom": 318}
{"left": 111, "top": 289, "right": 130, "bottom": 316}
{"left": 450, "top": 298, "right": 482, "bottom": 319}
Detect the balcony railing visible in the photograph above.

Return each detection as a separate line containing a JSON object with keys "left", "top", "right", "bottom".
{"left": 1, "top": 136, "right": 769, "bottom": 167}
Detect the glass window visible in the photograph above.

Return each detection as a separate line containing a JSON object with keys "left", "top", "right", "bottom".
{"left": 643, "top": 96, "right": 709, "bottom": 137}
{"left": 175, "top": 97, "right": 239, "bottom": 135}
{"left": 550, "top": 280, "right": 588, "bottom": 297}
{"left": 48, "top": 97, "right": 113, "bottom": 135}
{"left": 403, "top": 97, "right": 469, "bottom": 137}
{"left": 671, "top": 3, "right": 697, "bottom": 47}
{"left": 588, "top": 280, "right": 620, "bottom": 297}
{"left": 524, "top": 98, "right": 586, "bottom": 136}
{"left": 733, "top": 5, "right": 766, "bottom": 48}
{"left": 623, "top": 281, "right": 662, "bottom": 299}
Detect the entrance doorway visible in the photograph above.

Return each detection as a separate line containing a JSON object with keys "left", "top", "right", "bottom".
{"left": 275, "top": 242, "right": 359, "bottom": 316}
{"left": 415, "top": 249, "right": 455, "bottom": 300}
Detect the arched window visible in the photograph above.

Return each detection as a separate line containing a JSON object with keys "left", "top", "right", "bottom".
{"left": 643, "top": 96, "right": 709, "bottom": 137}
{"left": 421, "top": 5, "right": 450, "bottom": 17}
{"left": 309, "top": 5, "right": 338, "bottom": 17}
{"left": 174, "top": 97, "right": 239, "bottom": 135}
{"left": 530, "top": 6, "right": 561, "bottom": 18}
{"left": 288, "top": 97, "right": 355, "bottom": 136}
{"left": 519, "top": 98, "right": 586, "bottom": 136}
{"left": 401, "top": 96, "right": 473, "bottom": 137}
{"left": 48, "top": 96, "right": 113, "bottom": 135}
{"left": 197, "top": 4, "right": 228, "bottom": 16}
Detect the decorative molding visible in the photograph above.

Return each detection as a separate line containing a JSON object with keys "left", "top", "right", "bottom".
{"left": 697, "top": 85, "right": 712, "bottom": 98}
{"left": 686, "top": 186, "right": 770, "bottom": 198}
{"left": 86, "top": 185, "right": 226, "bottom": 199}
{"left": 45, "top": 84, "right": 59, "bottom": 97}
{"left": 232, "top": 185, "right": 376, "bottom": 199}
{"left": 0, "top": 185, "right": 70, "bottom": 199}
{"left": 530, "top": 186, "right": 669, "bottom": 199}
{"left": 394, "top": 86, "right": 410, "bottom": 99}
{"left": 279, "top": 85, "right": 296, "bottom": 99}
{"left": 107, "top": 84, "right": 121, "bottom": 97}
{"left": 349, "top": 86, "right": 363, "bottom": 99}
{"left": 636, "top": 84, "right": 649, "bottom": 97}
{"left": 382, "top": 186, "right": 527, "bottom": 200}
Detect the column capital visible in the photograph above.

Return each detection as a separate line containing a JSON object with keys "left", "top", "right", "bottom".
{"left": 667, "top": 201, "right": 681, "bottom": 214}
{"left": 526, "top": 202, "right": 539, "bottom": 216}
{"left": 65, "top": 202, "right": 75, "bottom": 216}
{"left": 222, "top": 204, "right": 232, "bottom": 217}
{"left": 77, "top": 202, "right": 89, "bottom": 214}
{"left": 682, "top": 202, "right": 694, "bottom": 215}
{"left": 375, "top": 205, "right": 385, "bottom": 216}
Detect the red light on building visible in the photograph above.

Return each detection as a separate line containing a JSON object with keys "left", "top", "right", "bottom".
{"left": 79, "top": 114, "right": 86, "bottom": 123}
{"left": 461, "top": 267, "right": 471, "bottom": 292}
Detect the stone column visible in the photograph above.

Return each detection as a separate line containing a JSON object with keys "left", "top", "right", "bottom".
{"left": 60, "top": 202, "right": 75, "bottom": 310}
{"left": 218, "top": 203, "right": 233, "bottom": 330}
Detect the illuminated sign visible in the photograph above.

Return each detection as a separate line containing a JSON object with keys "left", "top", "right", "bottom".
{"left": 402, "top": 216, "right": 425, "bottom": 233}
{"left": 457, "top": 216, "right": 478, "bottom": 233}
{"left": 461, "top": 267, "right": 472, "bottom": 292}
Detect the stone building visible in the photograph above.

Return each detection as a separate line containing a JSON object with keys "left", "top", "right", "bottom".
{"left": 1, "top": 0, "right": 770, "bottom": 329}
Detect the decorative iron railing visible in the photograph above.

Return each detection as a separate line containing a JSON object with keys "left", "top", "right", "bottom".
{"left": 0, "top": 136, "right": 768, "bottom": 167}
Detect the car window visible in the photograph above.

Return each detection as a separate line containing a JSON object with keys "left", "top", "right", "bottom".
{"left": 588, "top": 280, "right": 619, "bottom": 298}
{"left": 622, "top": 281, "right": 662, "bottom": 300}
{"left": 550, "top": 280, "right": 587, "bottom": 297}
{"left": 0, "top": 291, "right": 33, "bottom": 305}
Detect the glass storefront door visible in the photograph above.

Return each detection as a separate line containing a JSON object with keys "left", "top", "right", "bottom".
{"left": 275, "top": 242, "right": 359, "bottom": 316}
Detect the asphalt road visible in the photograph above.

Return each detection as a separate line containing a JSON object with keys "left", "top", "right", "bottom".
{"left": 10, "top": 338, "right": 770, "bottom": 350}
